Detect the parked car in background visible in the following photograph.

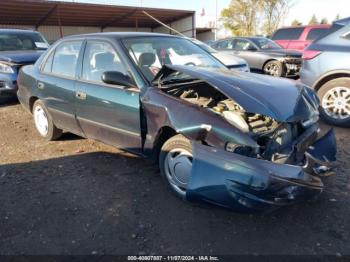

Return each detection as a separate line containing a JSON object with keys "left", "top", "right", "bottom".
{"left": 300, "top": 18, "right": 350, "bottom": 127}
{"left": 17, "top": 32, "right": 337, "bottom": 212}
{"left": 211, "top": 37, "right": 302, "bottom": 77}
{"left": 271, "top": 24, "right": 331, "bottom": 51}
{"left": 191, "top": 39, "right": 250, "bottom": 72}
{"left": 0, "top": 29, "right": 49, "bottom": 99}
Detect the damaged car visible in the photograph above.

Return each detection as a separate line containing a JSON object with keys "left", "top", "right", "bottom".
{"left": 211, "top": 37, "right": 302, "bottom": 77}
{"left": 17, "top": 33, "right": 337, "bottom": 212}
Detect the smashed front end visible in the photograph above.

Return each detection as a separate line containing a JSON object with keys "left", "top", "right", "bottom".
{"left": 145, "top": 65, "right": 337, "bottom": 212}
{"left": 280, "top": 56, "right": 302, "bottom": 77}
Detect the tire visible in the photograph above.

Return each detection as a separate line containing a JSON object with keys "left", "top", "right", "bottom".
{"left": 32, "top": 100, "right": 62, "bottom": 140}
{"left": 159, "top": 134, "right": 193, "bottom": 200}
{"left": 317, "top": 78, "right": 350, "bottom": 127}
{"left": 263, "top": 60, "right": 284, "bottom": 77}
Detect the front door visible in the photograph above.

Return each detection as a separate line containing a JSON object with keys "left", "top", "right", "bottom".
{"left": 75, "top": 40, "right": 141, "bottom": 153}
{"left": 232, "top": 38, "right": 259, "bottom": 69}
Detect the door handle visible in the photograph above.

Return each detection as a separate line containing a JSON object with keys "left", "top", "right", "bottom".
{"left": 76, "top": 91, "right": 86, "bottom": 100}
{"left": 37, "top": 82, "right": 45, "bottom": 90}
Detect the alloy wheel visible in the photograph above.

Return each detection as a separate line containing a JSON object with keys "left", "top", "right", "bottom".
{"left": 321, "top": 86, "right": 350, "bottom": 120}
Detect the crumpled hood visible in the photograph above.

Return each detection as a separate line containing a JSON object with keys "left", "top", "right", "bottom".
{"left": 154, "top": 65, "right": 319, "bottom": 122}
{"left": 0, "top": 50, "right": 44, "bottom": 64}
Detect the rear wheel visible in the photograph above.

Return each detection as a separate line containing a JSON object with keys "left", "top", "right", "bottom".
{"left": 33, "top": 100, "right": 62, "bottom": 140}
{"left": 159, "top": 135, "right": 193, "bottom": 199}
{"left": 263, "top": 60, "right": 284, "bottom": 77}
{"left": 318, "top": 78, "right": 350, "bottom": 127}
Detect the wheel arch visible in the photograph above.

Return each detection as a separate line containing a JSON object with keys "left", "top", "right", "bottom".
{"left": 152, "top": 126, "right": 178, "bottom": 161}
{"left": 29, "top": 96, "right": 39, "bottom": 113}
{"left": 313, "top": 72, "right": 350, "bottom": 91}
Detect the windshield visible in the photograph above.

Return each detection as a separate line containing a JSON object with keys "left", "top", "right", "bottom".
{"left": 122, "top": 36, "right": 225, "bottom": 82}
{"left": 0, "top": 31, "right": 49, "bottom": 51}
{"left": 250, "top": 38, "right": 281, "bottom": 50}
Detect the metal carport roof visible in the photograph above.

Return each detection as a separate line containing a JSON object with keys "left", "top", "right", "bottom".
{"left": 0, "top": 0, "right": 195, "bottom": 29}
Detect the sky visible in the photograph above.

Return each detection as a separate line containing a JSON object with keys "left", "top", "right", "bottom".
{"left": 64, "top": 0, "right": 350, "bottom": 26}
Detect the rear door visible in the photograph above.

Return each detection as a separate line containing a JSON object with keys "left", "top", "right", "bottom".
{"left": 37, "top": 40, "right": 84, "bottom": 135}
{"left": 75, "top": 39, "right": 141, "bottom": 153}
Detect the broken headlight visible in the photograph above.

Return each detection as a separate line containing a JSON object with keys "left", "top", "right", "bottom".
{"left": 225, "top": 142, "right": 257, "bottom": 157}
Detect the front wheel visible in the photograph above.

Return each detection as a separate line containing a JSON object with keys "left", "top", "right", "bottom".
{"left": 159, "top": 135, "right": 193, "bottom": 199}
{"left": 33, "top": 100, "right": 62, "bottom": 140}
{"left": 318, "top": 78, "right": 350, "bottom": 127}
{"left": 263, "top": 60, "right": 284, "bottom": 77}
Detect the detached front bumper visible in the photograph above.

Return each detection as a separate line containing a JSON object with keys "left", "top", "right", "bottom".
{"left": 186, "top": 129, "right": 337, "bottom": 213}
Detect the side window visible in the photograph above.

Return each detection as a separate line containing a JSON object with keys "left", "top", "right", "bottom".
{"left": 216, "top": 40, "right": 233, "bottom": 49}
{"left": 306, "top": 28, "right": 330, "bottom": 40}
{"left": 272, "top": 28, "right": 304, "bottom": 40}
{"left": 42, "top": 50, "right": 54, "bottom": 73}
{"left": 82, "top": 41, "right": 128, "bottom": 83}
{"left": 51, "top": 41, "right": 82, "bottom": 78}
{"left": 234, "top": 39, "right": 254, "bottom": 51}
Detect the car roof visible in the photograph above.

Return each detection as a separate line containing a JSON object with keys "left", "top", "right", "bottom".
{"left": 275, "top": 24, "right": 330, "bottom": 30}
{"left": 0, "top": 28, "right": 40, "bottom": 34}
{"left": 334, "top": 17, "right": 350, "bottom": 26}
{"left": 62, "top": 32, "right": 181, "bottom": 40}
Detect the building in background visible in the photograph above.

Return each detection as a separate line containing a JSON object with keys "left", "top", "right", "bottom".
{"left": 0, "top": 0, "right": 196, "bottom": 43}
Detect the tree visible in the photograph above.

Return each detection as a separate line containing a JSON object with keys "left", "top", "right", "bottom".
{"left": 291, "top": 19, "right": 302, "bottom": 26}
{"left": 335, "top": 14, "right": 341, "bottom": 20}
{"left": 221, "top": 0, "right": 292, "bottom": 36}
{"left": 308, "top": 14, "right": 319, "bottom": 25}
{"left": 221, "top": 0, "right": 261, "bottom": 36}
{"left": 320, "top": 18, "right": 328, "bottom": 24}
{"left": 261, "top": 0, "right": 291, "bottom": 36}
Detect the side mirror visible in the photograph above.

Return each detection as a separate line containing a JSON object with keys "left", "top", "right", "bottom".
{"left": 101, "top": 71, "right": 135, "bottom": 88}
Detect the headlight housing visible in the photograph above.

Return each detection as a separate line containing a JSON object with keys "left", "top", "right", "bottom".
{"left": 0, "top": 62, "right": 15, "bottom": 74}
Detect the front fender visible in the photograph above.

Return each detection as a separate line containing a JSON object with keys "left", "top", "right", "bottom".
{"left": 141, "top": 87, "right": 258, "bottom": 154}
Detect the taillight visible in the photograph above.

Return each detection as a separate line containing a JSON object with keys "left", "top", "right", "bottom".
{"left": 302, "top": 50, "right": 322, "bottom": 60}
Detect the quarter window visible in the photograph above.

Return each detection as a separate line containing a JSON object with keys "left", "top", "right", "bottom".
{"left": 42, "top": 50, "right": 54, "bottom": 73}
{"left": 82, "top": 41, "right": 127, "bottom": 83}
{"left": 51, "top": 41, "right": 82, "bottom": 78}
{"left": 306, "top": 28, "right": 330, "bottom": 40}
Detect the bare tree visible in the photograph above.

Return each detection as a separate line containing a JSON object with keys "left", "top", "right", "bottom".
{"left": 262, "top": 0, "right": 291, "bottom": 36}
{"left": 221, "top": 0, "right": 292, "bottom": 37}
{"left": 221, "top": 0, "right": 261, "bottom": 36}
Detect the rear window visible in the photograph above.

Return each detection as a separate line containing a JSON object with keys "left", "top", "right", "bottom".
{"left": 271, "top": 27, "right": 304, "bottom": 40}
{"left": 306, "top": 28, "right": 330, "bottom": 40}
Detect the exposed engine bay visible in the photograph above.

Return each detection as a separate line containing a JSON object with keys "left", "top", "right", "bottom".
{"left": 160, "top": 80, "right": 310, "bottom": 164}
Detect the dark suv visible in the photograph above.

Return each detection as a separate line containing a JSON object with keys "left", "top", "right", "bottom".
{"left": 0, "top": 29, "right": 48, "bottom": 99}
{"left": 300, "top": 18, "right": 350, "bottom": 127}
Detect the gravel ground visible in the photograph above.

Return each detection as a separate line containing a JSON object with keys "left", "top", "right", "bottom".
{"left": 0, "top": 101, "right": 349, "bottom": 256}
